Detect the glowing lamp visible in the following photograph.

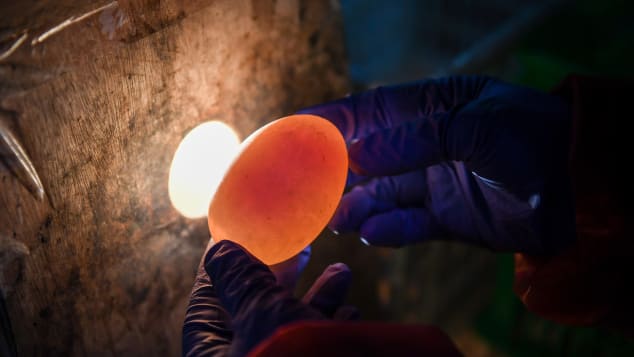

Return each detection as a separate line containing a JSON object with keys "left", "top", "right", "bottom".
{"left": 169, "top": 121, "right": 241, "bottom": 218}
{"left": 208, "top": 114, "right": 348, "bottom": 265}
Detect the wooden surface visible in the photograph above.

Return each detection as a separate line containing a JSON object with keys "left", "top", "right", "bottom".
{"left": 0, "top": 1, "right": 348, "bottom": 355}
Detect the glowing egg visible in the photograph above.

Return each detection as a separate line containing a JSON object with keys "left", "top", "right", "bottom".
{"left": 208, "top": 114, "right": 348, "bottom": 265}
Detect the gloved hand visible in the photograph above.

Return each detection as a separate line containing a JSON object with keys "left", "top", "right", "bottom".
{"left": 182, "top": 240, "right": 356, "bottom": 357}
{"left": 299, "top": 76, "right": 575, "bottom": 255}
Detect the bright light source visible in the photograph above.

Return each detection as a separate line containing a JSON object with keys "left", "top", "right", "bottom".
{"left": 169, "top": 121, "right": 240, "bottom": 218}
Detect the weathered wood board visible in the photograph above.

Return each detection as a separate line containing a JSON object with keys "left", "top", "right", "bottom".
{"left": 0, "top": 1, "right": 348, "bottom": 355}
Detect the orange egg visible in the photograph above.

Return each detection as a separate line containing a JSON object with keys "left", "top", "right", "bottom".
{"left": 208, "top": 114, "right": 348, "bottom": 265}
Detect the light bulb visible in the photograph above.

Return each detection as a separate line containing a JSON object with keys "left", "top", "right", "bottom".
{"left": 169, "top": 121, "right": 240, "bottom": 218}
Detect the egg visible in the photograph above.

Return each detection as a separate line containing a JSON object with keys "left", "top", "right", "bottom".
{"left": 208, "top": 114, "right": 348, "bottom": 265}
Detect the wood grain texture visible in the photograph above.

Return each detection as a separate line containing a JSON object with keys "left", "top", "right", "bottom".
{"left": 0, "top": 0, "right": 348, "bottom": 355}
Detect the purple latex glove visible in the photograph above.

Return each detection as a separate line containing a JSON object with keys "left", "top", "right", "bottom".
{"left": 299, "top": 76, "right": 575, "bottom": 255}
{"left": 182, "top": 240, "right": 357, "bottom": 357}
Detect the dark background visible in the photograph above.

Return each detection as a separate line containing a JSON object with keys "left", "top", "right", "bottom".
{"left": 298, "top": 1, "right": 634, "bottom": 356}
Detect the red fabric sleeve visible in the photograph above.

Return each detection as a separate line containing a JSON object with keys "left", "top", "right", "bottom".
{"left": 249, "top": 321, "right": 463, "bottom": 357}
{"left": 514, "top": 75, "right": 634, "bottom": 333}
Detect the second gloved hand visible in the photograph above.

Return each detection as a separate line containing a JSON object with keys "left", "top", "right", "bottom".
{"left": 299, "top": 76, "right": 576, "bottom": 255}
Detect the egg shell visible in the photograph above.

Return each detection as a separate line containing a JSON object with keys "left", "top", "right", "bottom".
{"left": 208, "top": 114, "right": 348, "bottom": 265}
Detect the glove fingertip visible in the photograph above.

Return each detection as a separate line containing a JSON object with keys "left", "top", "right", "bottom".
{"left": 203, "top": 240, "right": 267, "bottom": 289}
{"left": 302, "top": 262, "right": 352, "bottom": 308}
{"left": 327, "top": 201, "right": 350, "bottom": 234}
{"left": 360, "top": 208, "right": 437, "bottom": 247}
{"left": 359, "top": 218, "right": 397, "bottom": 247}
{"left": 323, "top": 262, "right": 351, "bottom": 277}
{"left": 204, "top": 240, "right": 240, "bottom": 268}
{"left": 327, "top": 188, "right": 374, "bottom": 234}
{"left": 327, "top": 215, "right": 347, "bottom": 235}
